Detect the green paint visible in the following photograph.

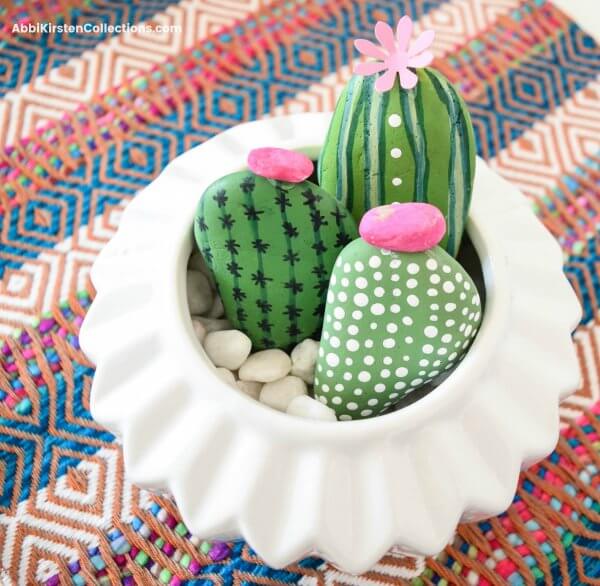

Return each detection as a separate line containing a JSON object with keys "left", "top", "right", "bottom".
{"left": 319, "top": 68, "right": 476, "bottom": 257}
{"left": 425, "top": 70, "right": 458, "bottom": 253}
{"left": 375, "top": 88, "right": 390, "bottom": 208}
{"left": 336, "top": 77, "right": 358, "bottom": 213}
{"left": 135, "top": 551, "right": 149, "bottom": 566}
{"left": 195, "top": 172, "right": 358, "bottom": 350}
{"left": 314, "top": 239, "right": 482, "bottom": 420}
{"left": 345, "top": 80, "right": 364, "bottom": 214}
{"left": 362, "top": 79, "right": 374, "bottom": 214}
{"left": 401, "top": 81, "right": 428, "bottom": 202}
{"left": 277, "top": 184, "right": 299, "bottom": 338}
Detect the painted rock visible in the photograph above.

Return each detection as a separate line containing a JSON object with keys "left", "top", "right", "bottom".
{"left": 194, "top": 152, "right": 358, "bottom": 351}
{"left": 314, "top": 203, "right": 482, "bottom": 420}
{"left": 318, "top": 69, "right": 476, "bottom": 257}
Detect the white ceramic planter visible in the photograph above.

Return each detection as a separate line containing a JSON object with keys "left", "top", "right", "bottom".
{"left": 80, "top": 113, "right": 581, "bottom": 574}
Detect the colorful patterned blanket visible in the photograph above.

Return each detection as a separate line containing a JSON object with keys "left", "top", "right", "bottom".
{"left": 0, "top": 0, "right": 599, "bottom": 583}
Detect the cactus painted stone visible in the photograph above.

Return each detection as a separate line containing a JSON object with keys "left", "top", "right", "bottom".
{"left": 318, "top": 68, "right": 476, "bottom": 257}
{"left": 314, "top": 203, "right": 482, "bottom": 420}
{"left": 194, "top": 165, "right": 358, "bottom": 351}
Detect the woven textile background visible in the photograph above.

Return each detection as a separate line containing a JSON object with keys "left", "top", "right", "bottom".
{"left": 0, "top": 0, "right": 599, "bottom": 584}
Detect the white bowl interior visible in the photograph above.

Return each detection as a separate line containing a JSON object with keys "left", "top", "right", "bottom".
{"left": 178, "top": 163, "right": 507, "bottom": 441}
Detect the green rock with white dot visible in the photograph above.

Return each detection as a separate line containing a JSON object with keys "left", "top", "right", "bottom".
{"left": 318, "top": 70, "right": 476, "bottom": 257}
{"left": 314, "top": 203, "right": 482, "bottom": 420}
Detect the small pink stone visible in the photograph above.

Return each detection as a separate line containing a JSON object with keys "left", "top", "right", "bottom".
{"left": 247, "top": 147, "right": 313, "bottom": 183}
{"left": 359, "top": 202, "right": 446, "bottom": 252}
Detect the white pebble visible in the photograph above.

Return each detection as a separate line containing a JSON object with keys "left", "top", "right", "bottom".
{"left": 191, "top": 319, "right": 207, "bottom": 343}
{"left": 290, "top": 339, "right": 319, "bottom": 384}
{"left": 259, "top": 375, "right": 307, "bottom": 412}
{"left": 236, "top": 380, "right": 263, "bottom": 400}
{"left": 215, "top": 367, "right": 236, "bottom": 387}
{"left": 187, "top": 270, "right": 213, "bottom": 315}
{"left": 286, "top": 395, "right": 337, "bottom": 422}
{"left": 239, "top": 349, "right": 292, "bottom": 382}
{"left": 204, "top": 330, "right": 252, "bottom": 370}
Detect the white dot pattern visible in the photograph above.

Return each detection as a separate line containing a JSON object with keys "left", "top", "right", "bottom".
{"left": 388, "top": 114, "right": 402, "bottom": 127}
{"left": 314, "top": 244, "right": 482, "bottom": 420}
{"left": 388, "top": 114, "right": 404, "bottom": 186}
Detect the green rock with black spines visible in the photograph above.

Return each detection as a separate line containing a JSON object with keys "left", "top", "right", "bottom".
{"left": 318, "top": 69, "right": 476, "bottom": 257}
{"left": 194, "top": 171, "right": 358, "bottom": 350}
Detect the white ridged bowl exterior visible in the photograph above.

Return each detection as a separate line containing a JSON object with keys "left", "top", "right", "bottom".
{"left": 79, "top": 113, "right": 582, "bottom": 574}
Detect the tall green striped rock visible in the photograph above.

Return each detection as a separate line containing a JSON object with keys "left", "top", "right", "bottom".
{"left": 318, "top": 68, "right": 476, "bottom": 257}
{"left": 194, "top": 171, "right": 358, "bottom": 350}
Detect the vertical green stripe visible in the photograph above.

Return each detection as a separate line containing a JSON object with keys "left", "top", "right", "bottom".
{"left": 363, "top": 78, "right": 373, "bottom": 216}
{"left": 457, "top": 102, "right": 474, "bottom": 228}
{"left": 415, "top": 82, "right": 429, "bottom": 201}
{"left": 277, "top": 187, "right": 297, "bottom": 342}
{"left": 243, "top": 182, "right": 270, "bottom": 341}
{"left": 440, "top": 75, "right": 465, "bottom": 245}
{"left": 197, "top": 195, "right": 210, "bottom": 266}
{"left": 438, "top": 72, "right": 470, "bottom": 256}
{"left": 305, "top": 192, "right": 326, "bottom": 313}
{"left": 376, "top": 88, "right": 389, "bottom": 207}
{"left": 225, "top": 216, "right": 242, "bottom": 321}
{"left": 336, "top": 77, "right": 358, "bottom": 212}
{"left": 345, "top": 80, "right": 364, "bottom": 219}
{"left": 367, "top": 80, "right": 382, "bottom": 214}
{"left": 426, "top": 70, "right": 459, "bottom": 255}
{"left": 318, "top": 102, "right": 338, "bottom": 182}
{"left": 400, "top": 88, "right": 428, "bottom": 203}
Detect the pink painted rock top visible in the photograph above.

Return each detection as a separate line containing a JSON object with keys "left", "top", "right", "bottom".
{"left": 359, "top": 202, "right": 446, "bottom": 252}
{"left": 247, "top": 147, "right": 314, "bottom": 183}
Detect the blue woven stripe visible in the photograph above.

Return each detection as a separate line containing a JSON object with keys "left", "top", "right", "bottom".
{"left": 1, "top": 8, "right": 598, "bottom": 281}
{"left": 187, "top": 542, "right": 324, "bottom": 584}
{"left": 471, "top": 23, "right": 600, "bottom": 157}
{"left": 0, "top": 362, "right": 114, "bottom": 505}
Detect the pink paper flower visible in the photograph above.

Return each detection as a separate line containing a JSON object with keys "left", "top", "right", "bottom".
{"left": 354, "top": 16, "right": 435, "bottom": 92}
